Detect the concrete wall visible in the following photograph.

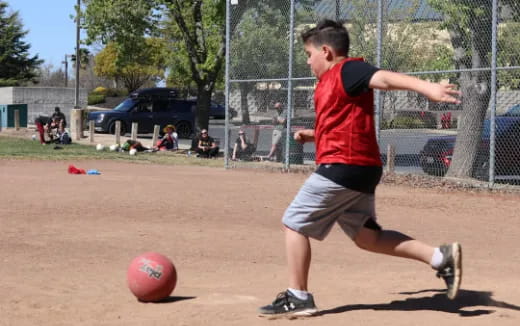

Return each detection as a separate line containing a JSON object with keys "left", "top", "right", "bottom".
{"left": 0, "top": 87, "right": 14, "bottom": 104}
{"left": 0, "top": 87, "right": 88, "bottom": 126}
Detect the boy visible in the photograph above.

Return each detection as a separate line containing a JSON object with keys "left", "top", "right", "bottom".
{"left": 258, "top": 19, "right": 462, "bottom": 317}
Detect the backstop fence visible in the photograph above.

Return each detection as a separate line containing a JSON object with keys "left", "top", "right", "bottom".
{"left": 224, "top": 0, "right": 520, "bottom": 187}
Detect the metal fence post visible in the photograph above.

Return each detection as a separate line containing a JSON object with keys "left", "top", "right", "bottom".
{"left": 224, "top": 0, "right": 232, "bottom": 169}
{"left": 284, "top": 0, "right": 296, "bottom": 171}
{"left": 375, "top": 0, "right": 383, "bottom": 143}
{"left": 488, "top": 0, "right": 499, "bottom": 187}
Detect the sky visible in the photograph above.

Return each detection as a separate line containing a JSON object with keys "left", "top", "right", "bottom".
{"left": 7, "top": 0, "right": 84, "bottom": 69}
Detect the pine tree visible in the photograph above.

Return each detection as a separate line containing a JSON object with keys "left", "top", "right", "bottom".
{"left": 0, "top": 1, "right": 42, "bottom": 86}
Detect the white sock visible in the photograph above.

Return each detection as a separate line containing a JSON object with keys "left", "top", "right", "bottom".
{"left": 288, "top": 288, "right": 309, "bottom": 300}
{"left": 430, "top": 247, "right": 444, "bottom": 269}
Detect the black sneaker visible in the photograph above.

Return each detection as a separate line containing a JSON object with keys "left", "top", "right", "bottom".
{"left": 258, "top": 290, "right": 318, "bottom": 317}
{"left": 436, "top": 243, "right": 462, "bottom": 299}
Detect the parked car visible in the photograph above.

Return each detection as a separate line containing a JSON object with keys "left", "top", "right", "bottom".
{"left": 502, "top": 103, "right": 520, "bottom": 117}
{"left": 87, "top": 88, "right": 233, "bottom": 138}
{"left": 209, "top": 102, "right": 237, "bottom": 119}
{"left": 419, "top": 115, "right": 520, "bottom": 181}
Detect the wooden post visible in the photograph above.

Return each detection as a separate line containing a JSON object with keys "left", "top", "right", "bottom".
{"left": 131, "top": 122, "right": 138, "bottom": 141}
{"left": 89, "top": 120, "right": 95, "bottom": 143}
{"left": 14, "top": 110, "right": 20, "bottom": 130}
{"left": 115, "top": 121, "right": 121, "bottom": 145}
{"left": 75, "top": 119, "right": 81, "bottom": 141}
{"left": 70, "top": 109, "right": 84, "bottom": 140}
{"left": 151, "top": 124, "right": 160, "bottom": 148}
{"left": 386, "top": 144, "right": 396, "bottom": 173}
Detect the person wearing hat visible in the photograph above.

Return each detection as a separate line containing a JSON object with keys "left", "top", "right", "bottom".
{"left": 155, "top": 124, "right": 178, "bottom": 151}
{"left": 232, "top": 129, "right": 255, "bottom": 161}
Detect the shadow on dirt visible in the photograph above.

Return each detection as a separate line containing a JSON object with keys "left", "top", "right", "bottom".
{"left": 319, "top": 289, "right": 520, "bottom": 317}
{"left": 146, "top": 296, "right": 197, "bottom": 304}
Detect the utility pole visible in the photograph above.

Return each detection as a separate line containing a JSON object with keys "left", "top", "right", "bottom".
{"left": 62, "top": 55, "right": 68, "bottom": 87}
{"left": 74, "top": 0, "right": 81, "bottom": 109}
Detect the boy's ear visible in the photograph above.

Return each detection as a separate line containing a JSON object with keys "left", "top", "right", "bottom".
{"left": 322, "top": 45, "right": 334, "bottom": 61}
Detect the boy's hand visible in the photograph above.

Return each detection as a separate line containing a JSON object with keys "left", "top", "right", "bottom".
{"left": 294, "top": 129, "right": 315, "bottom": 144}
{"left": 427, "top": 83, "right": 462, "bottom": 104}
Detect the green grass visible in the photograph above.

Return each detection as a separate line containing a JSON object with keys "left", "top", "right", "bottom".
{"left": 0, "top": 136, "right": 224, "bottom": 168}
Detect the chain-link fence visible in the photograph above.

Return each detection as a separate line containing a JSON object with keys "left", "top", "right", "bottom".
{"left": 224, "top": 0, "right": 520, "bottom": 186}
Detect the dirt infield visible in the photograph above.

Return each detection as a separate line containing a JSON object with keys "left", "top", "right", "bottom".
{"left": 1, "top": 159, "right": 520, "bottom": 326}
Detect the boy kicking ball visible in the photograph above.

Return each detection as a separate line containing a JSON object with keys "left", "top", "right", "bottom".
{"left": 258, "top": 19, "right": 462, "bottom": 317}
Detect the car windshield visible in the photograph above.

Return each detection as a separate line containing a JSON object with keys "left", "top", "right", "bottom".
{"left": 113, "top": 98, "right": 136, "bottom": 112}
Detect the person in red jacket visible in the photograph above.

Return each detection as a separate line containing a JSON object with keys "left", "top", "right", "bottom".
{"left": 258, "top": 19, "right": 463, "bottom": 317}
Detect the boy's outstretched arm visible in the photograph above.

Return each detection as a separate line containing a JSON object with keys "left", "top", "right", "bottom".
{"left": 369, "top": 70, "right": 462, "bottom": 104}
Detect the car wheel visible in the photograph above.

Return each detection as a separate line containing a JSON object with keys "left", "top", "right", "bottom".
{"left": 108, "top": 121, "right": 126, "bottom": 136}
{"left": 176, "top": 121, "right": 192, "bottom": 139}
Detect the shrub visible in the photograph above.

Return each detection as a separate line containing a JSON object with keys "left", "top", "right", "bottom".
{"left": 92, "top": 86, "right": 108, "bottom": 96}
{"left": 88, "top": 94, "right": 106, "bottom": 105}
{"left": 106, "top": 88, "right": 128, "bottom": 97}
{"left": 390, "top": 116, "right": 426, "bottom": 129}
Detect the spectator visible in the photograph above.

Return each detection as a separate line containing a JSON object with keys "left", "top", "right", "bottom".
{"left": 266, "top": 102, "right": 287, "bottom": 161}
{"left": 34, "top": 116, "right": 51, "bottom": 145}
{"left": 51, "top": 107, "right": 67, "bottom": 134}
{"left": 155, "top": 124, "right": 178, "bottom": 151}
{"left": 121, "top": 139, "right": 150, "bottom": 152}
{"left": 232, "top": 129, "right": 255, "bottom": 161}
{"left": 196, "top": 129, "right": 219, "bottom": 158}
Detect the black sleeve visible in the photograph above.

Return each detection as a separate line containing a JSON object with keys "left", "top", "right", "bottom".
{"left": 341, "top": 61, "right": 380, "bottom": 97}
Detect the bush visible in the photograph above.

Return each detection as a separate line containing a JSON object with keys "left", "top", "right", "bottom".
{"left": 88, "top": 94, "right": 106, "bottom": 105}
{"left": 92, "top": 86, "right": 108, "bottom": 96}
{"left": 390, "top": 116, "right": 426, "bottom": 129}
{"left": 106, "top": 88, "right": 128, "bottom": 97}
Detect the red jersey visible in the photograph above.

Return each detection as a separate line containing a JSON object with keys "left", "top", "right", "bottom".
{"left": 314, "top": 57, "right": 382, "bottom": 167}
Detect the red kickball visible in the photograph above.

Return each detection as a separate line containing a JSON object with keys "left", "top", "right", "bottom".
{"left": 127, "top": 252, "right": 177, "bottom": 302}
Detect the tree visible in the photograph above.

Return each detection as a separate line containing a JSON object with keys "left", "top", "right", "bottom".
{"left": 0, "top": 1, "right": 42, "bottom": 86}
{"left": 94, "top": 38, "right": 167, "bottom": 93}
{"left": 428, "top": 0, "right": 520, "bottom": 179}
{"left": 83, "top": 0, "right": 225, "bottom": 131}
{"left": 161, "top": 0, "right": 226, "bottom": 130}
{"left": 229, "top": 4, "right": 289, "bottom": 123}
{"left": 70, "top": 48, "right": 92, "bottom": 70}
{"left": 35, "top": 63, "right": 67, "bottom": 87}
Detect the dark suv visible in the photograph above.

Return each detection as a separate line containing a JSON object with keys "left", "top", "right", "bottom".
{"left": 419, "top": 115, "right": 520, "bottom": 181}
{"left": 88, "top": 88, "right": 196, "bottom": 138}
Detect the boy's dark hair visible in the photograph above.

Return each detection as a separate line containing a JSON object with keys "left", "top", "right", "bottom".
{"left": 301, "top": 19, "right": 350, "bottom": 57}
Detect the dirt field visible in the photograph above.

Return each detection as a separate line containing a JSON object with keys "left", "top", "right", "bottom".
{"left": 1, "top": 159, "right": 520, "bottom": 326}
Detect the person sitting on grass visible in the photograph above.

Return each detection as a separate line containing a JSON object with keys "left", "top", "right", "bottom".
{"left": 232, "top": 129, "right": 255, "bottom": 161}
{"left": 121, "top": 139, "right": 150, "bottom": 152}
{"left": 155, "top": 124, "right": 178, "bottom": 151}
{"left": 34, "top": 116, "right": 51, "bottom": 145}
{"left": 196, "top": 129, "right": 219, "bottom": 158}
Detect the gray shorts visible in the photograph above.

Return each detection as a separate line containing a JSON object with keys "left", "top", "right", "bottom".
{"left": 272, "top": 129, "right": 282, "bottom": 145}
{"left": 282, "top": 173, "right": 377, "bottom": 240}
